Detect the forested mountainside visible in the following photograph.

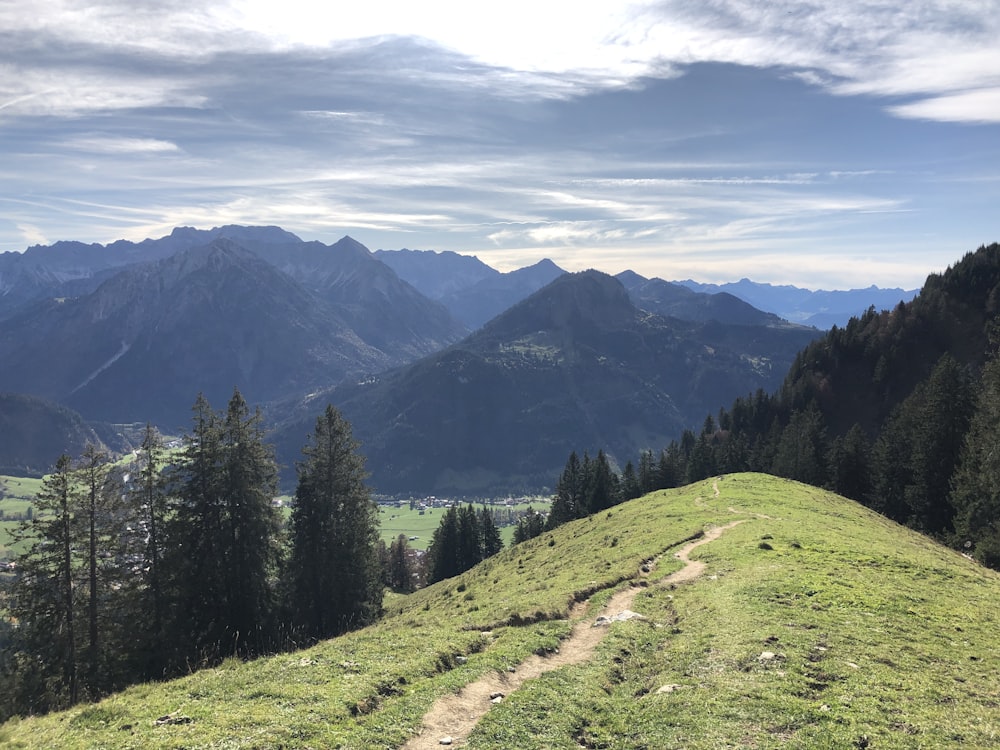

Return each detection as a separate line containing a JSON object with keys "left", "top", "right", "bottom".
{"left": 0, "top": 394, "right": 105, "bottom": 475}
{"left": 274, "top": 270, "right": 820, "bottom": 493}
{"left": 643, "top": 243, "right": 1000, "bottom": 567}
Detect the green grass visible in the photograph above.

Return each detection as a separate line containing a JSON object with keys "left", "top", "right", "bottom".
{"left": 0, "top": 476, "right": 41, "bottom": 560}
{"left": 2, "top": 473, "right": 999, "bottom": 749}
{"left": 378, "top": 500, "right": 548, "bottom": 550}
{"left": 2, "top": 478, "right": 545, "bottom": 555}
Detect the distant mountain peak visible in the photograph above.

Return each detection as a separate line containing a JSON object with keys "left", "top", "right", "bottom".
{"left": 484, "top": 269, "right": 634, "bottom": 334}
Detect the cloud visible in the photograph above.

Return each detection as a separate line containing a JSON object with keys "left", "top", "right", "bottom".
{"left": 60, "top": 136, "right": 182, "bottom": 153}
{"left": 888, "top": 88, "right": 1000, "bottom": 124}
{"left": 16, "top": 223, "right": 48, "bottom": 246}
{"left": 2, "top": 1, "right": 998, "bottom": 122}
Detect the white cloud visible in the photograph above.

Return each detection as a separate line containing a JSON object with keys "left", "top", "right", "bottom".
{"left": 0, "top": 69, "right": 207, "bottom": 117}
{"left": 16, "top": 223, "right": 48, "bottom": 247}
{"left": 888, "top": 88, "right": 1000, "bottom": 124}
{"left": 2, "top": 0, "right": 998, "bottom": 120}
{"left": 61, "top": 136, "right": 182, "bottom": 153}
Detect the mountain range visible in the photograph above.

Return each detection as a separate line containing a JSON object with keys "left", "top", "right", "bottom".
{"left": 676, "top": 277, "right": 919, "bottom": 328}
{"left": 278, "top": 270, "right": 820, "bottom": 493}
{"left": 0, "top": 226, "right": 919, "bottom": 485}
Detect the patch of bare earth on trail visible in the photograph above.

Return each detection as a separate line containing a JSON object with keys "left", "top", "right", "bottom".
{"left": 401, "top": 520, "right": 746, "bottom": 749}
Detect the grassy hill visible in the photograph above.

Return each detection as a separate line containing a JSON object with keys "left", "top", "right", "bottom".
{"left": 2, "top": 473, "right": 998, "bottom": 748}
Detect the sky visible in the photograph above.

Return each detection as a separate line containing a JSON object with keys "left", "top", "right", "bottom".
{"left": 1, "top": 1, "right": 999, "bottom": 289}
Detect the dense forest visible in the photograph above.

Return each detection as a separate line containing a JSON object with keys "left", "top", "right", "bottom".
{"left": 0, "top": 392, "right": 384, "bottom": 720}
{"left": 489, "top": 244, "right": 1000, "bottom": 563}
{"left": 531, "top": 244, "right": 1000, "bottom": 569}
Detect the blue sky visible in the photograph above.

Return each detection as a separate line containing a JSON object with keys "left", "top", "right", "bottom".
{"left": 1, "top": 1, "right": 998, "bottom": 288}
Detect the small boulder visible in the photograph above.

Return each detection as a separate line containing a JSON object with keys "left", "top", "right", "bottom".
{"left": 656, "top": 684, "right": 683, "bottom": 694}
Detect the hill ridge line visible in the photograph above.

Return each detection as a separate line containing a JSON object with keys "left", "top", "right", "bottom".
{"left": 403, "top": 519, "right": 748, "bottom": 749}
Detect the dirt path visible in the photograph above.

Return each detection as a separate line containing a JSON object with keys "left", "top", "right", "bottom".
{"left": 401, "top": 520, "right": 746, "bottom": 749}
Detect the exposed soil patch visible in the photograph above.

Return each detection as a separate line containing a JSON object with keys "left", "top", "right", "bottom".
{"left": 401, "top": 520, "right": 746, "bottom": 749}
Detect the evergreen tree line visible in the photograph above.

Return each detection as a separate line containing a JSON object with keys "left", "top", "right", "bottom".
{"left": 513, "top": 449, "right": 637, "bottom": 542}
{"left": 637, "top": 348, "right": 1000, "bottom": 569}
{"left": 0, "top": 390, "right": 382, "bottom": 719}
{"left": 576, "top": 244, "right": 1000, "bottom": 571}
{"left": 424, "top": 504, "right": 503, "bottom": 584}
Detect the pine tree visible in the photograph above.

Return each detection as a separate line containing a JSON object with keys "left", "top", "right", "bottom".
{"left": 8, "top": 455, "right": 81, "bottom": 711}
{"left": 220, "top": 389, "right": 282, "bottom": 653}
{"left": 584, "top": 450, "right": 619, "bottom": 513}
{"left": 512, "top": 508, "right": 546, "bottom": 544}
{"left": 456, "top": 505, "right": 481, "bottom": 572}
{"left": 479, "top": 508, "right": 503, "bottom": 558}
{"left": 950, "top": 353, "right": 1000, "bottom": 567}
{"left": 74, "top": 443, "right": 124, "bottom": 695}
{"left": 285, "top": 404, "right": 382, "bottom": 640}
{"left": 904, "top": 354, "right": 974, "bottom": 534}
{"left": 131, "top": 424, "right": 169, "bottom": 674}
{"left": 547, "top": 451, "right": 584, "bottom": 529}
{"left": 387, "top": 534, "right": 415, "bottom": 592}
{"left": 426, "top": 506, "right": 461, "bottom": 583}
{"left": 163, "top": 393, "right": 226, "bottom": 664}
{"left": 825, "top": 423, "right": 871, "bottom": 501}
{"left": 637, "top": 450, "right": 657, "bottom": 494}
{"left": 164, "top": 390, "right": 282, "bottom": 661}
{"left": 620, "top": 461, "right": 641, "bottom": 501}
{"left": 658, "top": 442, "right": 685, "bottom": 489}
{"left": 771, "top": 404, "right": 828, "bottom": 486}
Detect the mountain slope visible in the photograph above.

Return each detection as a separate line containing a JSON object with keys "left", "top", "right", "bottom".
{"left": 438, "top": 258, "right": 566, "bottom": 330}
{"left": 0, "top": 393, "right": 104, "bottom": 475}
{"left": 1, "top": 228, "right": 468, "bottom": 359}
{"left": 0, "top": 225, "right": 304, "bottom": 320}
{"left": 281, "top": 271, "right": 820, "bottom": 493}
{"left": 5, "top": 474, "right": 998, "bottom": 749}
{"left": 251, "top": 237, "right": 468, "bottom": 357}
{"left": 617, "top": 271, "right": 800, "bottom": 327}
{"left": 374, "top": 248, "right": 499, "bottom": 300}
{"left": 0, "top": 240, "right": 387, "bottom": 426}
{"left": 672, "top": 243, "right": 1000, "bottom": 565}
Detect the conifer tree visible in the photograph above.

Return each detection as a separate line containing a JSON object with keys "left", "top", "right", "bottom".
{"left": 825, "top": 423, "right": 871, "bottom": 501}
{"left": 8, "top": 454, "right": 80, "bottom": 711}
{"left": 950, "top": 352, "right": 1000, "bottom": 567}
{"left": 74, "top": 443, "right": 124, "bottom": 695}
{"left": 620, "top": 461, "right": 641, "bottom": 501}
{"left": 285, "top": 404, "right": 382, "bottom": 640}
{"left": 584, "top": 449, "right": 619, "bottom": 513}
{"left": 512, "top": 508, "right": 546, "bottom": 543}
{"left": 220, "top": 390, "right": 282, "bottom": 653}
{"left": 479, "top": 507, "right": 503, "bottom": 558}
{"left": 637, "top": 449, "right": 657, "bottom": 494}
{"left": 6, "top": 447, "right": 135, "bottom": 712}
{"left": 426, "top": 505, "right": 461, "bottom": 583}
{"left": 547, "top": 451, "right": 584, "bottom": 529}
{"left": 164, "top": 390, "right": 282, "bottom": 661}
{"left": 131, "top": 424, "right": 169, "bottom": 673}
{"left": 456, "top": 505, "right": 481, "bottom": 572}
{"left": 387, "top": 534, "right": 415, "bottom": 592}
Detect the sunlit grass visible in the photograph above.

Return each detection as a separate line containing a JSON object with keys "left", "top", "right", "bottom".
{"left": 3, "top": 474, "right": 998, "bottom": 749}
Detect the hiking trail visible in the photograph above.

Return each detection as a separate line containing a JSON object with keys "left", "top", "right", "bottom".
{"left": 401, "top": 518, "right": 746, "bottom": 749}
